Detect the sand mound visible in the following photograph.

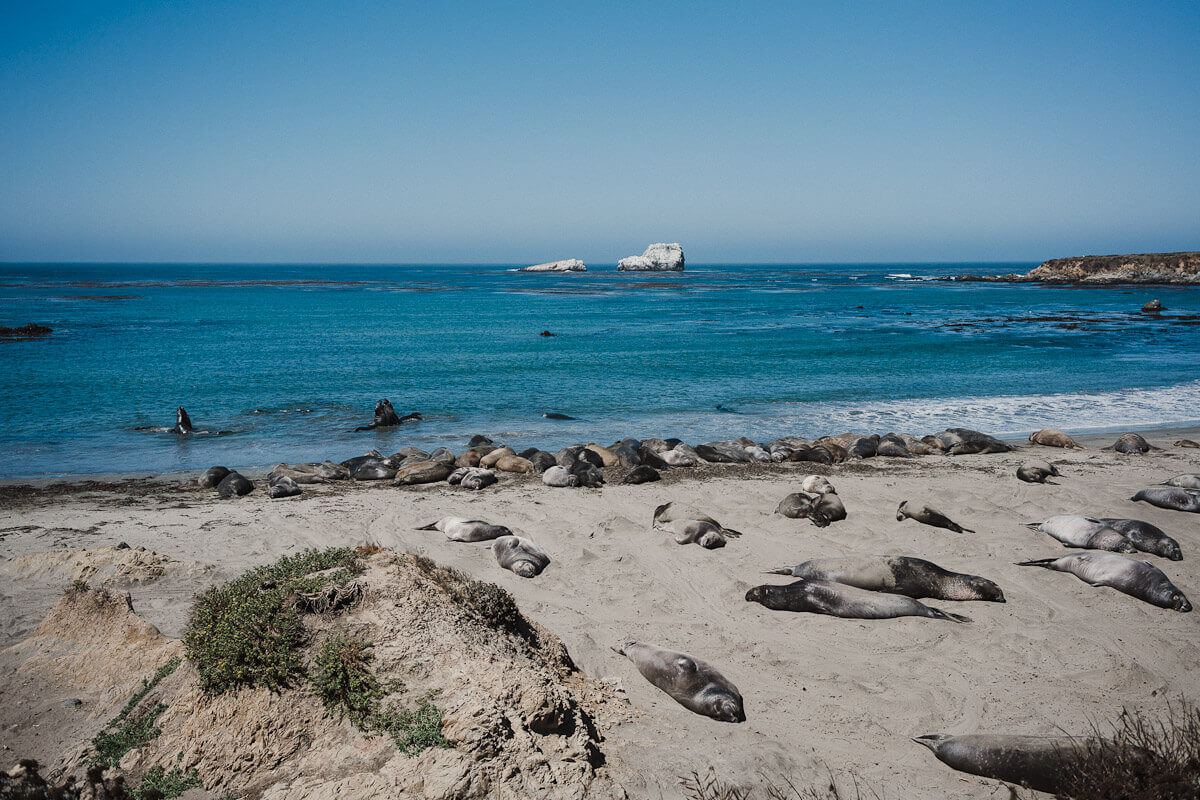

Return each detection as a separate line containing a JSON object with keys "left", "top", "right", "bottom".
{"left": 1, "top": 544, "right": 207, "bottom": 587}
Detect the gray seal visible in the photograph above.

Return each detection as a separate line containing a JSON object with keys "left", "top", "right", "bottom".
{"left": 1131, "top": 487, "right": 1200, "bottom": 513}
{"left": 447, "top": 467, "right": 497, "bottom": 490}
{"left": 171, "top": 406, "right": 193, "bottom": 435}
{"left": 774, "top": 492, "right": 846, "bottom": 527}
{"left": 1103, "top": 433, "right": 1160, "bottom": 454}
{"left": 493, "top": 535, "right": 550, "bottom": 577}
{"left": 652, "top": 502, "right": 742, "bottom": 549}
{"left": 622, "top": 465, "right": 661, "bottom": 484}
{"left": 1023, "top": 515, "right": 1136, "bottom": 553}
{"left": 267, "top": 475, "right": 302, "bottom": 499}
{"left": 1017, "top": 551, "right": 1191, "bottom": 611}
{"left": 1097, "top": 518, "right": 1182, "bottom": 560}
{"left": 897, "top": 501, "right": 974, "bottom": 533}
{"left": 766, "top": 556, "right": 1004, "bottom": 602}
{"left": 354, "top": 399, "right": 420, "bottom": 431}
{"left": 612, "top": 640, "right": 744, "bottom": 723}
{"left": 929, "top": 428, "right": 1011, "bottom": 455}
{"left": 416, "top": 517, "right": 512, "bottom": 542}
{"left": 913, "top": 733, "right": 1093, "bottom": 795}
{"left": 216, "top": 471, "right": 253, "bottom": 498}
{"left": 1016, "top": 461, "right": 1060, "bottom": 484}
{"left": 745, "top": 579, "right": 970, "bottom": 622}
{"left": 197, "top": 466, "right": 231, "bottom": 488}
{"left": 1175, "top": 439, "right": 1199, "bottom": 448}
{"left": 541, "top": 465, "right": 578, "bottom": 487}
{"left": 1163, "top": 474, "right": 1200, "bottom": 489}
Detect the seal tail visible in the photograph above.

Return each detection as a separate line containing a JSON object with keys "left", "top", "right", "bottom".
{"left": 912, "top": 734, "right": 950, "bottom": 752}
{"left": 414, "top": 521, "right": 439, "bottom": 531}
{"left": 721, "top": 527, "right": 744, "bottom": 538}
{"left": 929, "top": 608, "right": 971, "bottom": 623}
{"left": 610, "top": 639, "right": 637, "bottom": 657}
{"left": 1023, "top": 522, "right": 1043, "bottom": 531}
{"left": 763, "top": 567, "right": 794, "bottom": 575}
{"left": 1016, "top": 558, "right": 1059, "bottom": 568}
{"left": 951, "top": 524, "right": 975, "bottom": 534}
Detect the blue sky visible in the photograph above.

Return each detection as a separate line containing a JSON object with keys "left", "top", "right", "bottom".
{"left": 1, "top": 1, "right": 1197, "bottom": 263}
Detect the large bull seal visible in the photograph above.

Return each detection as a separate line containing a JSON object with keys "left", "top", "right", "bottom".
{"left": 612, "top": 640, "right": 744, "bottom": 723}
{"left": 766, "top": 556, "right": 1004, "bottom": 602}
{"left": 171, "top": 407, "right": 193, "bottom": 434}
{"left": 354, "top": 399, "right": 420, "bottom": 431}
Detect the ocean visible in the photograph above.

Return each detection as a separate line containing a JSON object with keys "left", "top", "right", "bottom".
{"left": 1, "top": 262, "right": 1198, "bottom": 479}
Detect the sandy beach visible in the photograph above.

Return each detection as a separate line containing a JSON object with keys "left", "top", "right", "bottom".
{"left": 2, "top": 429, "right": 1199, "bottom": 798}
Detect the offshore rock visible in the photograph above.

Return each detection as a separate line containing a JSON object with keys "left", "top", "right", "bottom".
{"left": 947, "top": 252, "right": 1200, "bottom": 285}
{"left": 519, "top": 259, "right": 586, "bottom": 272}
{"left": 617, "top": 243, "right": 685, "bottom": 271}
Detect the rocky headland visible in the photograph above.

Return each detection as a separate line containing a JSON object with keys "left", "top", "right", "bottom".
{"left": 616, "top": 243, "right": 684, "bottom": 271}
{"left": 947, "top": 251, "right": 1200, "bottom": 285}
{"left": 519, "top": 259, "right": 586, "bottom": 273}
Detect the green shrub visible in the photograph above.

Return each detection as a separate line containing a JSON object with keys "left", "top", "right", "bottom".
{"left": 309, "top": 635, "right": 384, "bottom": 726}
{"left": 184, "top": 548, "right": 363, "bottom": 695}
{"left": 410, "top": 555, "right": 525, "bottom": 634}
{"left": 90, "top": 658, "right": 181, "bottom": 767}
{"left": 371, "top": 697, "right": 450, "bottom": 755}
{"left": 133, "top": 764, "right": 201, "bottom": 800}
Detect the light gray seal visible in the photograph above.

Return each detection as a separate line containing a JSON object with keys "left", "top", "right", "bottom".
{"left": 493, "top": 535, "right": 550, "bottom": 577}
{"left": 800, "top": 475, "right": 836, "bottom": 494}
{"left": 612, "top": 640, "right": 744, "bottom": 723}
{"left": 1131, "top": 486, "right": 1200, "bottom": 513}
{"left": 1175, "top": 439, "right": 1199, "bottom": 448}
{"left": 267, "top": 475, "right": 302, "bottom": 498}
{"left": 1023, "top": 515, "right": 1136, "bottom": 553}
{"left": 1098, "top": 518, "right": 1182, "bottom": 560}
{"left": 415, "top": 517, "right": 512, "bottom": 542}
{"left": 745, "top": 579, "right": 970, "bottom": 622}
{"left": 652, "top": 502, "right": 742, "bottom": 549}
{"left": 1017, "top": 551, "right": 1191, "bottom": 611}
{"left": 447, "top": 467, "right": 497, "bottom": 490}
{"left": 913, "top": 733, "right": 1094, "bottom": 794}
{"left": 171, "top": 406, "right": 193, "bottom": 435}
{"left": 1163, "top": 474, "right": 1200, "bottom": 489}
{"left": 541, "top": 465, "right": 578, "bottom": 487}
{"left": 766, "top": 556, "right": 1005, "bottom": 602}
{"left": 1016, "top": 460, "right": 1060, "bottom": 484}
{"left": 897, "top": 501, "right": 974, "bottom": 533}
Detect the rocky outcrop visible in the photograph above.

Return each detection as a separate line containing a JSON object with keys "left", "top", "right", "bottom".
{"left": 946, "top": 252, "right": 1200, "bottom": 285}
{"left": 519, "top": 259, "right": 586, "bottom": 273}
{"left": 0, "top": 323, "right": 52, "bottom": 338}
{"left": 616, "top": 243, "right": 684, "bottom": 272}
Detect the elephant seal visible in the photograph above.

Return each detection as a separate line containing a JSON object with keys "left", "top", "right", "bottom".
{"left": 1016, "top": 461, "right": 1060, "bottom": 484}
{"left": 930, "top": 428, "right": 1011, "bottom": 455}
{"left": 354, "top": 399, "right": 420, "bottom": 431}
{"left": 1163, "top": 474, "right": 1200, "bottom": 489}
{"left": 913, "top": 733, "right": 1093, "bottom": 795}
{"left": 542, "top": 412, "right": 576, "bottom": 420}
{"left": 197, "top": 466, "right": 231, "bottom": 488}
{"left": 1131, "top": 487, "right": 1200, "bottom": 513}
{"left": 774, "top": 492, "right": 845, "bottom": 527}
{"left": 1103, "top": 433, "right": 1160, "bottom": 454}
{"left": 745, "top": 579, "right": 969, "bottom": 622}
{"left": 448, "top": 467, "right": 497, "bottom": 490}
{"left": 585, "top": 443, "right": 619, "bottom": 467}
{"left": 1098, "top": 518, "right": 1182, "bottom": 560}
{"left": 393, "top": 460, "right": 454, "bottom": 485}
{"left": 542, "top": 465, "right": 578, "bottom": 487}
{"left": 652, "top": 502, "right": 742, "bottom": 549}
{"left": 1017, "top": 552, "right": 1191, "bottom": 611}
{"left": 216, "top": 471, "right": 253, "bottom": 498}
{"left": 623, "top": 465, "right": 661, "bottom": 484}
{"left": 1023, "top": 516, "right": 1136, "bottom": 553}
{"left": 897, "top": 501, "right": 974, "bottom": 533}
{"left": 494, "top": 455, "right": 533, "bottom": 474}
{"left": 875, "top": 433, "right": 911, "bottom": 457}
{"left": 661, "top": 446, "right": 701, "bottom": 467}
{"left": 267, "top": 475, "right": 302, "bottom": 498}
{"left": 480, "top": 447, "right": 516, "bottom": 468}
{"left": 171, "top": 407, "right": 193, "bottom": 434}
{"left": 1028, "top": 428, "right": 1082, "bottom": 449}
{"left": 612, "top": 641, "right": 744, "bottom": 723}
{"left": 800, "top": 475, "right": 836, "bottom": 495}
{"left": 416, "top": 517, "right": 512, "bottom": 542}
{"left": 1175, "top": 439, "right": 1199, "bottom": 448}
{"left": 766, "top": 556, "right": 1004, "bottom": 602}
{"left": 493, "top": 535, "right": 549, "bottom": 577}
{"left": 351, "top": 461, "right": 396, "bottom": 481}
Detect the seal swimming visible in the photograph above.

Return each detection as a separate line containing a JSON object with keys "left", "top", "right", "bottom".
{"left": 897, "top": 501, "right": 974, "bottom": 533}
{"left": 1131, "top": 487, "right": 1200, "bottom": 513}
{"left": 354, "top": 399, "right": 420, "bottom": 431}
{"left": 745, "top": 579, "right": 970, "bottom": 622}
{"left": 171, "top": 407, "right": 193, "bottom": 435}
{"left": 1023, "top": 515, "right": 1137, "bottom": 553}
{"left": 765, "top": 556, "right": 1004, "bottom": 602}
{"left": 1017, "top": 552, "right": 1191, "bottom": 611}
{"left": 416, "top": 517, "right": 512, "bottom": 542}
{"left": 612, "top": 640, "right": 744, "bottom": 722}
{"left": 542, "top": 412, "right": 576, "bottom": 420}
{"left": 1098, "top": 518, "right": 1183, "bottom": 560}
{"left": 493, "top": 535, "right": 550, "bottom": 577}
{"left": 913, "top": 733, "right": 1094, "bottom": 795}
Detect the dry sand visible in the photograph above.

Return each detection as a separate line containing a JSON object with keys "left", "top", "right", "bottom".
{"left": 2, "top": 431, "right": 1199, "bottom": 797}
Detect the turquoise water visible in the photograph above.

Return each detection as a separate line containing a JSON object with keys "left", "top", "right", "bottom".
{"left": 2, "top": 263, "right": 1199, "bottom": 479}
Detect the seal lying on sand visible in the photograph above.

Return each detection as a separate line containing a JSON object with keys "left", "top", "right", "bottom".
{"left": 416, "top": 517, "right": 512, "bottom": 542}
{"left": 1017, "top": 552, "right": 1191, "bottom": 611}
{"left": 1103, "top": 433, "right": 1160, "bottom": 454}
{"left": 1131, "top": 487, "right": 1200, "bottom": 513}
{"left": 897, "top": 501, "right": 974, "bottom": 533}
{"left": 447, "top": 467, "right": 497, "bottom": 490}
{"left": 1163, "top": 474, "right": 1200, "bottom": 489}
{"left": 745, "top": 579, "right": 970, "bottom": 622}
{"left": 1024, "top": 515, "right": 1137, "bottom": 553}
{"left": 171, "top": 406, "right": 193, "bottom": 435}
{"left": 652, "top": 502, "right": 742, "bottom": 549}
{"left": 1017, "top": 461, "right": 1060, "bottom": 484}
{"left": 1098, "top": 518, "right": 1182, "bottom": 560}
{"left": 766, "top": 556, "right": 1004, "bottom": 602}
{"left": 612, "top": 640, "right": 744, "bottom": 723}
{"left": 913, "top": 733, "right": 1094, "bottom": 795}
{"left": 1176, "top": 439, "right": 1200, "bottom": 448}
{"left": 493, "top": 535, "right": 550, "bottom": 577}
{"left": 1028, "top": 428, "right": 1082, "bottom": 449}
{"left": 929, "top": 428, "right": 1011, "bottom": 455}
{"left": 774, "top": 492, "right": 846, "bottom": 527}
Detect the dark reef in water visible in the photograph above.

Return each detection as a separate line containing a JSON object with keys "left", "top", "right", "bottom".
{"left": 942, "top": 252, "right": 1200, "bottom": 285}
{"left": 0, "top": 323, "right": 52, "bottom": 339}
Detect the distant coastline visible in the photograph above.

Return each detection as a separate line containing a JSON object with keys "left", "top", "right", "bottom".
{"left": 944, "top": 251, "right": 1200, "bottom": 285}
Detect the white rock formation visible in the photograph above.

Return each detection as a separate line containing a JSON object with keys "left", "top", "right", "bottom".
{"left": 616, "top": 243, "right": 685, "bottom": 271}
{"left": 519, "top": 259, "right": 586, "bottom": 272}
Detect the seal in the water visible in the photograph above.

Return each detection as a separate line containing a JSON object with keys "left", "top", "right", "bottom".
{"left": 745, "top": 579, "right": 970, "bottom": 622}
{"left": 172, "top": 407, "right": 193, "bottom": 435}
{"left": 542, "top": 412, "right": 576, "bottom": 420}
{"left": 766, "top": 556, "right": 1005, "bottom": 602}
{"left": 354, "top": 399, "right": 420, "bottom": 431}
{"left": 612, "top": 640, "right": 744, "bottom": 723}
{"left": 652, "top": 502, "right": 742, "bottom": 549}
{"left": 1023, "top": 515, "right": 1136, "bottom": 553}
{"left": 1131, "top": 486, "right": 1200, "bottom": 513}
{"left": 493, "top": 535, "right": 550, "bottom": 577}
{"left": 1103, "top": 433, "right": 1160, "bottom": 454}
{"left": 913, "top": 733, "right": 1093, "bottom": 795}
{"left": 1017, "top": 461, "right": 1060, "bottom": 484}
{"left": 1028, "top": 428, "right": 1082, "bottom": 449}
{"left": 1098, "top": 518, "right": 1182, "bottom": 560}
{"left": 1017, "top": 551, "right": 1191, "bottom": 611}
{"left": 1176, "top": 439, "right": 1200, "bottom": 448}
{"left": 897, "top": 501, "right": 974, "bottom": 533}
{"left": 216, "top": 471, "right": 253, "bottom": 498}
{"left": 1163, "top": 474, "right": 1200, "bottom": 489}
{"left": 416, "top": 517, "right": 512, "bottom": 542}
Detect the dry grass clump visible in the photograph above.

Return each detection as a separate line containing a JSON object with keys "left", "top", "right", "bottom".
{"left": 409, "top": 555, "right": 526, "bottom": 636}
{"left": 680, "top": 768, "right": 881, "bottom": 799}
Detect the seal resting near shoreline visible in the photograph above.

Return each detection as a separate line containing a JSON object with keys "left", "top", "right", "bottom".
{"left": 1028, "top": 428, "right": 1082, "bottom": 448}
{"left": 897, "top": 501, "right": 974, "bottom": 533}
{"left": 216, "top": 471, "right": 253, "bottom": 498}
{"left": 171, "top": 406, "right": 193, "bottom": 435}
{"left": 912, "top": 733, "right": 1095, "bottom": 794}
{"left": 197, "top": 466, "right": 231, "bottom": 488}
{"left": 447, "top": 467, "right": 497, "bottom": 490}
{"left": 930, "top": 428, "right": 1011, "bottom": 455}
{"left": 612, "top": 640, "right": 744, "bottom": 723}
{"left": 652, "top": 502, "right": 742, "bottom": 549}
{"left": 1103, "top": 433, "right": 1160, "bottom": 454}
{"left": 1098, "top": 518, "right": 1183, "bottom": 560}
{"left": 622, "top": 465, "right": 660, "bottom": 484}
{"left": 1017, "top": 552, "right": 1191, "bottom": 611}
{"left": 800, "top": 475, "right": 836, "bottom": 495}
{"left": 1131, "top": 486, "right": 1200, "bottom": 512}
{"left": 766, "top": 556, "right": 1005, "bottom": 602}
{"left": 493, "top": 535, "right": 550, "bottom": 577}
{"left": 1017, "top": 460, "right": 1060, "bottom": 483}
{"left": 416, "top": 517, "right": 512, "bottom": 542}
{"left": 1023, "top": 516, "right": 1136, "bottom": 553}
{"left": 745, "top": 579, "right": 970, "bottom": 622}
{"left": 267, "top": 475, "right": 301, "bottom": 498}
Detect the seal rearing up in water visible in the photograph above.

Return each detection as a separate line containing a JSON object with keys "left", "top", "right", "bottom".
{"left": 171, "top": 406, "right": 193, "bottom": 434}
{"left": 354, "top": 398, "right": 420, "bottom": 431}
{"left": 766, "top": 556, "right": 1004, "bottom": 602}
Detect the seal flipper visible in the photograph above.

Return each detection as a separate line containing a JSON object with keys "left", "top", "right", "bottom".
{"left": 764, "top": 566, "right": 796, "bottom": 575}
{"left": 1016, "top": 558, "right": 1059, "bottom": 568}
{"left": 912, "top": 733, "right": 951, "bottom": 752}
{"left": 927, "top": 608, "right": 971, "bottom": 623}
{"left": 652, "top": 502, "right": 672, "bottom": 525}
{"left": 414, "top": 521, "right": 440, "bottom": 531}
{"left": 721, "top": 527, "right": 743, "bottom": 538}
